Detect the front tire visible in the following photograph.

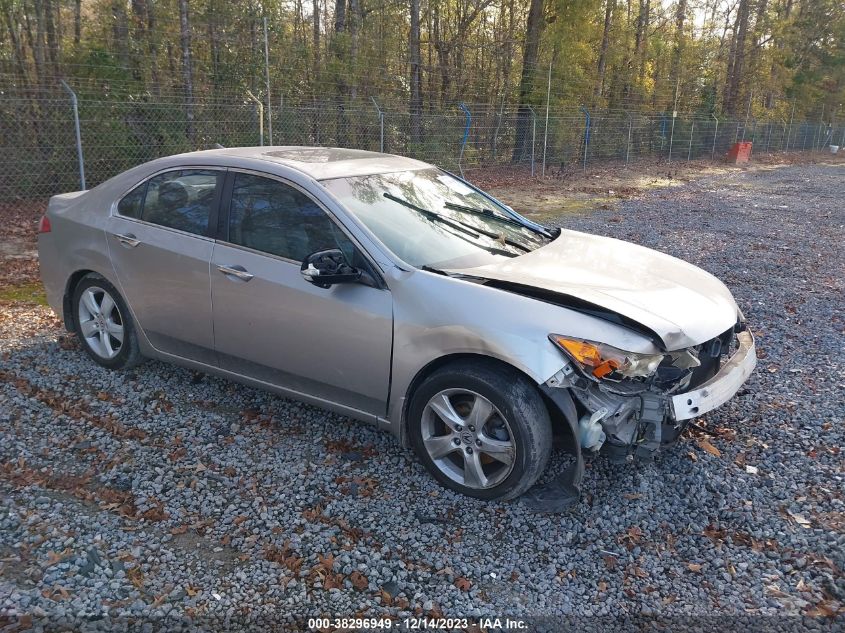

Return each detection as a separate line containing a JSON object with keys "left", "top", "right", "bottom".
{"left": 408, "top": 359, "right": 552, "bottom": 501}
{"left": 72, "top": 274, "right": 143, "bottom": 370}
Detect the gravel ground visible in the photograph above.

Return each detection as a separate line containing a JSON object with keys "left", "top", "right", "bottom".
{"left": 1, "top": 163, "right": 843, "bottom": 631}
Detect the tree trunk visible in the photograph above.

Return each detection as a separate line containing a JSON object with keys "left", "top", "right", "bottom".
{"left": 178, "top": 0, "right": 195, "bottom": 146}
{"left": 595, "top": 0, "right": 614, "bottom": 99}
{"left": 333, "top": 0, "right": 348, "bottom": 145}
{"left": 669, "top": 0, "right": 687, "bottom": 93}
{"left": 112, "top": 0, "right": 129, "bottom": 69}
{"left": 3, "top": 2, "right": 29, "bottom": 86}
{"left": 74, "top": 0, "right": 81, "bottom": 46}
{"left": 511, "top": 0, "right": 544, "bottom": 163}
{"left": 409, "top": 0, "right": 422, "bottom": 144}
{"left": 312, "top": 0, "right": 320, "bottom": 80}
{"left": 43, "top": 0, "right": 58, "bottom": 75}
{"left": 724, "top": 0, "right": 750, "bottom": 116}
{"left": 347, "top": 0, "right": 359, "bottom": 100}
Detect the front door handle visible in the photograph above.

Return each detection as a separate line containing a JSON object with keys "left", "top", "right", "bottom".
{"left": 217, "top": 264, "right": 254, "bottom": 282}
{"left": 114, "top": 233, "right": 140, "bottom": 248}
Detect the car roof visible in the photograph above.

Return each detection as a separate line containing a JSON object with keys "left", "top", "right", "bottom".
{"left": 171, "top": 146, "right": 432, "bottom": 180}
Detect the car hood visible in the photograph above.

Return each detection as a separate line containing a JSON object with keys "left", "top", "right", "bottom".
{"left": 444, "top": 229, "right": 739, "bottom": 350}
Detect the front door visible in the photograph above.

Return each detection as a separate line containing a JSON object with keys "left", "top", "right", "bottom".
{"left": 210, "top": 171, "right": 392, "bottom": 417}
{"left": 105, "top": 168, "right": 223, "bottom": 364}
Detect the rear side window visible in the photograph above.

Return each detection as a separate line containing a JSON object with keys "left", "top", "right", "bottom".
{"left": 116, "top": 170, "right": 219, "bottom": 235}
{"left": 117, "top": 183, "right": 145, "bottom": 219}
{"left": 141, "top": 170, "right": 219, "bottom": 235}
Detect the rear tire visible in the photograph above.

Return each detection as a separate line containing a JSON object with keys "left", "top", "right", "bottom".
{"left": 408, "top": 359, "right": 552, "bottom": 501}
{"left": 72, "top": 274, "right": 143, "bottom": 370}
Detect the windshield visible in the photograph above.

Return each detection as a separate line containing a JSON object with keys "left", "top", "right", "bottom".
{"left": 321, "top": 168, "right": 551, "bottom": 269}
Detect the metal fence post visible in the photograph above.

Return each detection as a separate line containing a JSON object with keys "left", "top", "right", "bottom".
{"left": 786, "top": 100, "right": 795, "bottom": 151}
{"left": 457, "top": 102, "right": 471, "bottom": 178}
{"left": 263, "top": 17, "right": 272, "bottom": 145}
{"left": 765, "top": 121, "right": 772, "bottom": 153}
{"left": 625, "top": 112, "right": 633, "bottom": 167}
{"left": 687, "top": 121, "right": 694, "bottom": 161}
{"left": 711, "top": 113, "right": 719, "bottom": 161}
{"left": 749, "top": 119, "right": 756, "bottom": 158}
{"left": 542, "top": 62, "right": 551, "bottom": 178}
{"left": 668, "top": 110, "right": 677, "bottom": 162}
{"left": 59, "top": 79, "right": 86, "bottom": 190}
{"left": 371, "top": 97, "right": 384, "bottom": 153}
{"left": 526, "top": 105, "right": 536, "bottom": 177}
{"left": 246, "top": 91, "right": 264, "bottom": 146}
{"left": 579, "top": 106, "right": 590, "bottom": 173}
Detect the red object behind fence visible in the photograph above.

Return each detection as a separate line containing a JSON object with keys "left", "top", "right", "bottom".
{"left": 727, "top": 141, "right": 753, "bottom": 163}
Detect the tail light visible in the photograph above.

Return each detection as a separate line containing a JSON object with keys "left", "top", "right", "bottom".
{"left": 38, "top": 215, "right": 52, "bottom": 233}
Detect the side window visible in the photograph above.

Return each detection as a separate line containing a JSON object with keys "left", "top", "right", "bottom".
{"left": 227, "top": 173, "right": 356, "bottom": 262}
{"left": 140, "top": 170, "right": 218, "bottom": 236}
{"left": 117, "top": 182, "right": 145, "bottom": 219}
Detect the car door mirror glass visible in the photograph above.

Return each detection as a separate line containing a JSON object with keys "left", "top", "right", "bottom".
{"left": 300, "top": 249, "right": 362, "bottom": 288}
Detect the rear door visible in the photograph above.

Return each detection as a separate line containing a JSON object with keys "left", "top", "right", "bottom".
{"left": 210, "top": 170, "right": 393, "bottom": 417}
{"left": 105, "top": 168, "right": 223, "bottom": 365}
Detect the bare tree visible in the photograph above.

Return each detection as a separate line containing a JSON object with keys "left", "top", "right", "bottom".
{"left": 511, "top": 0, "right": 544, "bottom": 163}
{"left": 409, "top": 0, "right": 422, "bottom": 144}
{"left": 179, "top": 0, "right": 194, "bottom": 145}
{"left": 595, "top": 0, "right": 614, "bottom": 99}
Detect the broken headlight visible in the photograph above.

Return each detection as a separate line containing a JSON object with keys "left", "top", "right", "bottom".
{"left": 549, "top": 335, "right": 664, "bottom": 380}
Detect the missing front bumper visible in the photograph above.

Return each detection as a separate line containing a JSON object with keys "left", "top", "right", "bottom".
{"left": 670, "top": 330, "right": 756, "bottom": 421}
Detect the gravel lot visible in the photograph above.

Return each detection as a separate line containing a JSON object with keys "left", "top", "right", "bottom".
{"left": 1, "top": 163, "right": 843, "bottom": 631}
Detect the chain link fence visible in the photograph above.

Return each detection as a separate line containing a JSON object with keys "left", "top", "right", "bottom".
{"left": 2, "top": 88, "right": 843, "bottom": 203}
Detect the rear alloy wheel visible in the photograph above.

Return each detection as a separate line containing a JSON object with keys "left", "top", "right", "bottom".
{"left": 409, "top": 360, "right": 552, "bottom": 501}
{"left": 72, "top": 275, "right": 142, "bottom": 369}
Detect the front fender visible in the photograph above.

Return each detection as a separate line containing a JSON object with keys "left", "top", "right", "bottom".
{"left": 386, "top": 268, "right": 655, "bottom": 436}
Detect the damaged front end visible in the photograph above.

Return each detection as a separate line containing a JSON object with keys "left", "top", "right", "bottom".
{"left": 522, "top": 320, "right": 756, "bottom": 512}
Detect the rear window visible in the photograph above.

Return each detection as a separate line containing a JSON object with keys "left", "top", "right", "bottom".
{"left": 117, "top": 183, "right": 144, "bottom": 218}
{"left": 116, "top": 169, "right": 220, "bottom": 236}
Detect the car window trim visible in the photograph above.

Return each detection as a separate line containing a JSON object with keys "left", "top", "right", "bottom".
{"left": 217, "top": 167, "right": 387, "bottom": 289}
{"left": 110, "top": 166, "right": 226, "bottom": 240}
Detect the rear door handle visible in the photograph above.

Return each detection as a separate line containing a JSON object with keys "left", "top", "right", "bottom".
{"left": 114, "top": 233, "right": 140, "bottom": 248}
{"left": 216, "top": 264, "right": 254, "bottom": 282}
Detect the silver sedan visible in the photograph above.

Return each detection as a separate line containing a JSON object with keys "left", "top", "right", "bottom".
{"left": 38, "top": 147, "right": 756, "bottom": 507}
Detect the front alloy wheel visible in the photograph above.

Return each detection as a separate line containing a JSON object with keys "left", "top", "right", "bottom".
{"left": 409, "top": 360, "right": 552, "bottom": 501}
{"left": 421, "top": 389, "right": 515, "bottom": 489}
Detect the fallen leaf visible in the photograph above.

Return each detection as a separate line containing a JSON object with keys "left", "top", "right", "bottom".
{"left": 687, "top": 563, "right": 702, "bottom": 572}
{"left": 597, "top": 581, "right": 607, "bottom": 592}
{"left": 786, "top": 509, "right": 811, "bottom": 528}
{"left": 697, "top": 438, "right": 721, "bottom": 457}
{"left": 454, "top": 577, "right": 472, "bottom": 592}
{"left": 349, "top": 570, "right": 368, "bottom": 591}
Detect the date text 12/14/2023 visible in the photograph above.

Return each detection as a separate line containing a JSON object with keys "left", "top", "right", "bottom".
{"left": 307, "top": 617, "right": 528, "bottom": 630}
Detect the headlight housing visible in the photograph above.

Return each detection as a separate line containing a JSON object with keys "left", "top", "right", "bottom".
{"left": 549, "top": 335, "right": 664, "bottom": 380}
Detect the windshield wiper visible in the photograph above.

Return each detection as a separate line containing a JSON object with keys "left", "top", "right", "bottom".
{"left": 382, "top": 193, "right": 520, "bottom": 257}
{"left": 444, "top": 202, "right": 556, "bottom": 239}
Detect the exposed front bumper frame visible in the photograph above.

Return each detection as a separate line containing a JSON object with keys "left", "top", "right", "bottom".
{"left": 670, "top": 330, "right": 756, "bottom": 421}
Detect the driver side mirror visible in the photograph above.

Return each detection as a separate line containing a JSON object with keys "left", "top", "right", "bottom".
{"left": 300, "top": 249, "right": 362, "bottom": 288}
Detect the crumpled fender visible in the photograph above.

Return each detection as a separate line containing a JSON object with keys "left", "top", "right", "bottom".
{"left": 520, "top": 386, "right": 584, "bottom": 512}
